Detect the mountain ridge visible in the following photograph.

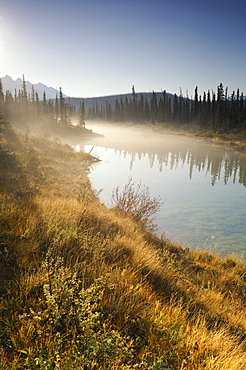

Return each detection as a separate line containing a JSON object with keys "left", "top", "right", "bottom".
{"left": 1, "top": 75, "right": 67, "bottom": 100}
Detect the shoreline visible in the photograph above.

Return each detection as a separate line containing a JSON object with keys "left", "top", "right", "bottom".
{"left": 152, "top": 125, "right": 246, "bottom": 153}
{"left": 87, "top": 120, "right": 246, "bottom": 153}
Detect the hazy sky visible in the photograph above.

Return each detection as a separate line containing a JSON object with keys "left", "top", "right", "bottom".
{"left": 0, "top": 0, "right": 246, "bottom": 98}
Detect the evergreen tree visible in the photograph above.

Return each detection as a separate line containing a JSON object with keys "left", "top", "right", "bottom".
{"left": 162, "top": 90, "right": 168, "bottom": 122}
{"left": 144, "top": 99, "right": 150, "bottom": 122}
{"left": 167, "top": 97, "right": 172, "bottom": 122}
{"left": 4, "top": 91, "right": 14, "bottom": 121}
{"left": 21, "top": 74, "right": 28, "bottom": 116}
{"left": 229, "top": 90, "right": 236, "bottom": 130}
{"left": 235, "top": 89, "right": 240, "bottom": 129}
{"left": 59, "top": 87, "right": 65, "bottom": 125}
{"left": 22, "top": 74, "right": 28, "bottom": 101}
{"left": 105, "top": 101, "right": 112, "bottom": 121}
{"left": 206, "top": 90, "right": 212, "bottom": 127}
{"left": 183, "top": 91, "right": 191, "bottom": 124}
{"left": 239, "top": 92, "right": 245, "bottom": 130}
{"left": 193, "top": 86, "right": 199, "bottom": 122}
{"left": 55, "top": 93, "right": 59, "bottom": 123}
{"left": 31, "top": 85, "right": 35, "bottom": 104}
{"left": 150, "top": 91, "right": 158, "bottom": 123}
{"left": 35, "top": 92, "right": 41, "bottom": 123}
{"left": 42, "top": 91, "right": 47, "bottom": 116}
{"left": 211, "top": 91, "right": 216, "bottom": 131}
{"left": 215, "top": 83, "right": 226, "bottom": 132}
{"left": 172, "top": 93, "right": 179, "bottom": 124}
{"left": 30, "top": 85, "right": 37, "bottom": 123}
{"left": 131, "top": 85, "right": 138, "bottom": 121}
{"left": 158, "top": 95, "right": 165, "bottom": 123}
{"left": 120, "top": 98, "right": 125, "bottom": 121}
{"left": 114, "top": 99, "right": 121, "bottom": 122}
{"left": 48, "top": 99, "right": 54, "bottom": 121}
{"left": 139, "top": 94, "right": 144, "bottom": 122}
{"left": 178, "top": 88, "right": 184, "bottom": 124}
{"left": 124, "top": 97, "right": 129, "bottom": 121}
{"left": 79, "top": 101, "right": 86, "bottom": 127}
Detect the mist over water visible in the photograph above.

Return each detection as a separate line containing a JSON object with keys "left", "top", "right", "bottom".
{"left": 78, "top": 122, "right": 246, "bottom": 256}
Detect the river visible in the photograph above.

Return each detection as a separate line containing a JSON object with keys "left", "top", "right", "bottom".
{"left": 75, "top": 123, "right": 246, "bottom": 257}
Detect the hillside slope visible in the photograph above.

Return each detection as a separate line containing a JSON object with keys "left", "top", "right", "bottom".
{"left": 1, "top": 125, "right": 246, "bottom": 369}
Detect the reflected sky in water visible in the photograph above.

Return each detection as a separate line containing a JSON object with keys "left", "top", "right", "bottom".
{"left": 80, "top": 124, "right": 246, "bottom": 257}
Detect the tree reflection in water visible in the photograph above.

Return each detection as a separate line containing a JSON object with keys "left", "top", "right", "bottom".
{"left": 81, "top": 124, "right": 246, "bottom": 256}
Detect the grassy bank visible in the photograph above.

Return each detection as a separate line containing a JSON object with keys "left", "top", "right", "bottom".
{"left": 1, "top": 125, "right": 246, "bottom": 369}
{"left": 150, "top": 123, "right": 246, "bottom": 153}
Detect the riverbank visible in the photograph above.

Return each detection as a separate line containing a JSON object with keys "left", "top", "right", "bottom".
{"left": 151, "top": 124, "right": 246, "bottom": 153}
{"left": 1, "top": 125, "right": 246, "bottom": 369}
{"left": 90, "top": 120, "right": 246, "bottom": 153}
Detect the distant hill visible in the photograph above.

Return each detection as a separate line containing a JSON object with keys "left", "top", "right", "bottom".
{"left": 65, "top": 92, "right": 175, "bottom": 111}
{"left": 1, "top": 75, "right": 67, "bottom": 100}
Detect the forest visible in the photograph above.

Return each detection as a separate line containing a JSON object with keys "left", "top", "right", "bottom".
{"left": 87, "top": 85, "right": 246, "bottom": 134}
{"left": 0, "top": 76, "right": 86, "bottom": 132}
{"left": 1, "top": 76, "right": 246, "bottom": 135}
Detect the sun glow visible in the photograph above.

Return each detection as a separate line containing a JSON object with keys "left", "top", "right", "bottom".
{"left": 0, "top": 16, "right": 7, "bottom": 57}
{"left": 0, "top": 26, "right": 4, "bottom": 55}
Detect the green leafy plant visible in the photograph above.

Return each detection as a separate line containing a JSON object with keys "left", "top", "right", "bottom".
{"left": 41, "top": 247, "right": 134, "bottom": 368}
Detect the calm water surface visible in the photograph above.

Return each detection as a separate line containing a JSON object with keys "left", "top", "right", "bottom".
{"left": 78, "top": 123, "right": 246, "bottom": 257}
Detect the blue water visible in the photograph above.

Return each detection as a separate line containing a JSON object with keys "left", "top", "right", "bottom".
{"left": 79, "top": 123, "right": 246, "bottom": 257}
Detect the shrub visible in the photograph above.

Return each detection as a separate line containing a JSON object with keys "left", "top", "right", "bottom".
{"left": 111, "top": 178, "right": 162, "bottom": 232}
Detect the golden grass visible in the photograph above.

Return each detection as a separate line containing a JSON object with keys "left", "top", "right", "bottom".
{"left": 1, "top": 127, "right": 246, "bottom": 369}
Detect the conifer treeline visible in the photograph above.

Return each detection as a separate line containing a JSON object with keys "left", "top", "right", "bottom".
{"left": 0, "top": 75, "right": 86, "bottom": 129}
{"left": 88, "top": 84, "right": 246, "bottom": 133}
{"left": 1, "top": 76, "right": 246, "bottom": 134}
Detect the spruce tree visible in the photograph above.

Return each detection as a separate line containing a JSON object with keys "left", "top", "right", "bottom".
{"left": 131, "top": 85, "right": 138, "bottom": 121}
{"left": 139, "top": 94, "right": 144, "bottom": 122}
{"left": 239, "top": 92, "right": 245, "bottom": 130}
{"left": 79, "top": 101, "right": 86, "bottom": 127}
{"left": 55, "top": 94, "right": 59, "bottom": 124}
{"left": 42, "top": 91, "right": 47, "bottom": 117}
{"left": 114, "top": 99, "right": 121, "bottom": 122}
{"left": 150, "top": 91, "right": 158, "bottom": 123}
{"left": 22, "top": 74, "right": 28, "bottom": 101}
{"left": 215, "top": 83, "right": 226, "bottom": 132}
{"left": 183, "top": 91, "right": 190, "bottom": 124}
{"left": 178, "top": 88, "right": 184, "bottom": 124}
{"left": 124, "top": 97, "right": 129, "bottom": 121}
{"left": 105, "top": 101, "right": 112, "bottom": 121}
{"left": 162, "top": 90, "right": 168, "bottom": 122}
{"left": 158, "top": 95, "right": 164, "bottom": 123}
{"left": 172, "top": 93, "right": 179, "bottom": 124}
{"left": 144, "top": 99, "right": 150, "bottom": 122}
{"left": 21, "top": 74, "right": 28, "bottom": 116}
{"left": 59, "top": 87, "right": 65, "bottom": 125}
{"left": 120, "top": 98, "right": 125, "bottom": 121}
{"left": 211, "top": 91, "right": 216, "bottom": 131}
{"left": 193, "top": 86, "right": 199, "bottom": 122}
